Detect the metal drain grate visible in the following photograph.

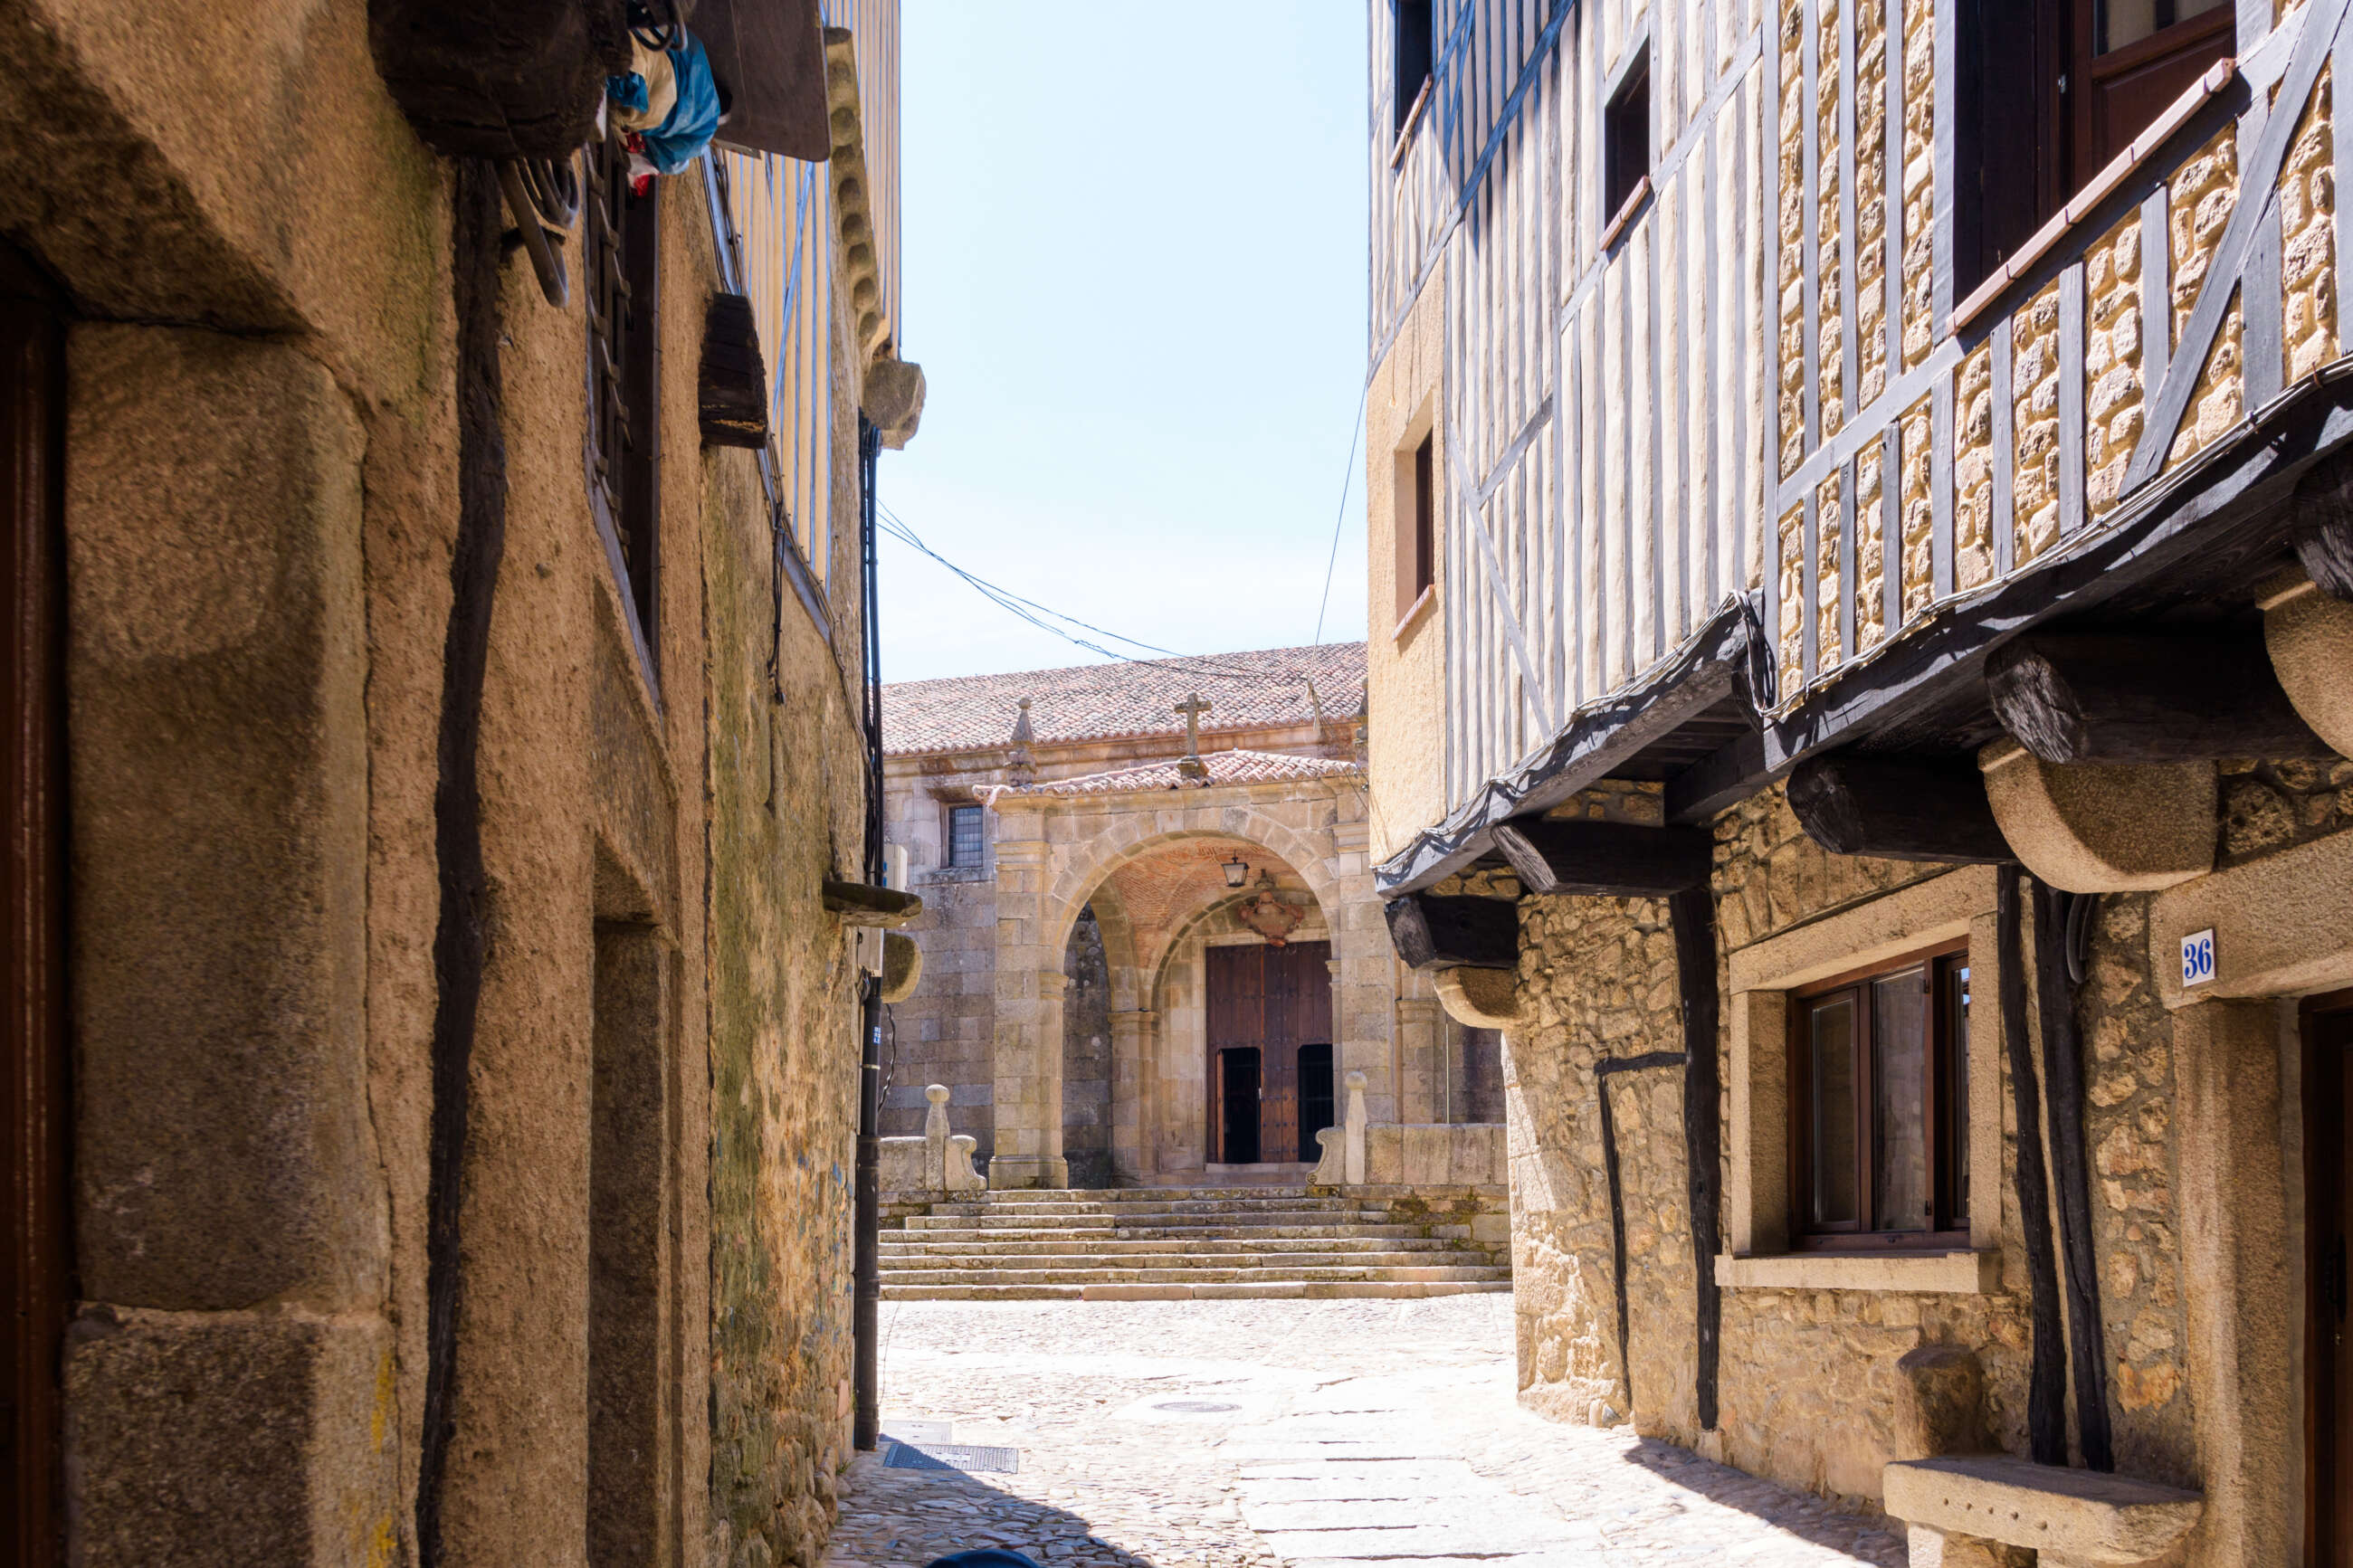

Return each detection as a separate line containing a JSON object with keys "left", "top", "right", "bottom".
{"left": 883, "top": 1441, "right": 1021, "bottom": 1474}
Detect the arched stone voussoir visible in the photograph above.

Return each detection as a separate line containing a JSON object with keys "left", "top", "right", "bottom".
{"left": 1978, "top": 736, "right": 2215, "bottom": 892}
{"left": 1032, "top": 803, "right": 1347, "bottom": 960}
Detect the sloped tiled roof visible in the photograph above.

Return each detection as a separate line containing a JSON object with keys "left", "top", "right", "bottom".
{"left": 988, "top": 748, "right": 1361, "bottom": 799}
{"left": 881, "top": 642, "right": 1367, "bottom": 755}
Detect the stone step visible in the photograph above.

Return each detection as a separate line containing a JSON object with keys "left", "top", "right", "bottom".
{"left": 880, "top": 1250, "right": 1501, "bottom": 1274}
{"left": 880, "top": 1279, "right": 1511, "bottom": 1301}
{"left": 907, "top": 1206, "right": 1386, "bottom": 1227}
{"left": 904, "top": 1210, "right": 1398, "bottom": 1231}
{"left": 881, "top": 1234, "right": 1475, "bottom": 1257}
{"left": 878, "top": 1264, "right": 1509, "bottom": 1287}
{"left": 896, "top": 1222, "right": 1474, "bottom": 1243}
{"left": 972, "top": 1186, "right": 1319, "bottom": 1202}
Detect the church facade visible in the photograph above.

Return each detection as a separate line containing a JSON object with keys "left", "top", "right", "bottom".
{"left": 881, "top": 644, "right": 1507, "bottom": 1190}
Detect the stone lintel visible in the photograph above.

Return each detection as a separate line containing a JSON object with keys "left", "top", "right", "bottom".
{"left": 2148, "top": 824, "right": 2353, "bottom": 1008}
{"left": 1881, "top": 1455, "right": 2201, "bottom": 1565}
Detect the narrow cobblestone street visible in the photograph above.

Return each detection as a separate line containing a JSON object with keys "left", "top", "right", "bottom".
{"left": 825, "top": 1297, "right": 1905, "bottom": 1568}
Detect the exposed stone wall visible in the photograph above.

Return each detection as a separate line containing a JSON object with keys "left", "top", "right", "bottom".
{"left": 1953, "top": 339, "right": 1997, "bottom": 590}
{"left": 1815, "top": 0, "right": 1846, "bottom": 436}
{"left": 1777, "top": 0, "right": 1807, "bottom": 479}
{"left": 1508, "top": 779, "right": 2353, "bottom": 1522}
{"left": 2083, "top": 212, "right": 2145, "bottom": 518}
{"left": 2282, "top": 63, "right": 2339, "bottom": 382}
{"left": 1775, "top": 500, "right": 1806, "bottom": 698}
{"left": 1855, "top": 0, "right": 1890, "bottom": 412}
{"left": 2165, "top": 127, "right": 2244, "bottom": 472}
{"left": 1898, "top": 394, "right": 1934, "bottom": 622}
{"left": 1899, "top": 0, "right": 1936, "bottom": 369}
{"left": 2075, "top": 893, "right": 2195, "bottom": 1487}
{"left": 1815, "top": 468, "right": 1844, "bottom": 670}
{"left": 2010, "top": 280, "right": 2062, "bottom": 565}
{"left": 1855, "top": 423, "right": 1889, "bottom": 651}
{"left": 2216, "top": 755, "right": 2353, "bottom": 867}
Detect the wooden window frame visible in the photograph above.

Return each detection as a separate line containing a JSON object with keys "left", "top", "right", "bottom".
{"left": 1603, "top": 44, "right": 1652, "bottom": 227}
{"left": 1787, "top": 937, "right": 1972, "bottom": 1252}
{"left": 585, "top": 139, "right": 663, "bottom": 689}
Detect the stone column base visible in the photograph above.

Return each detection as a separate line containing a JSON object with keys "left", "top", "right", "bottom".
{"left": 985, "top": 1155, "right": 1068, "bottom": 1191}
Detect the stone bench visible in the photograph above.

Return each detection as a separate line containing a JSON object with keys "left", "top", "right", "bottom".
{"left": 1883, "top": 1455, "right": 2202, "bottom": 1568}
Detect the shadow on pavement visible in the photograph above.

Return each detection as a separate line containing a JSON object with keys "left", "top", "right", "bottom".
{"left": 1614, "top": 1437, "right": 1907, "bottom": 1563}
{"left": 826, "top": 1448, "right": 1185, "bottom": 1568}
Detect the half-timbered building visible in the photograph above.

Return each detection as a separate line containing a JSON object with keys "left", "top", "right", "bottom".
{"left": 1366, "top": 0, "right": 2353, "bottom": 1558}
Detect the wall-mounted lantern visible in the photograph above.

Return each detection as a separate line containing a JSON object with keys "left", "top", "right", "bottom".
{"left": 1222, "top": 855, "right": 1249, "bottom": 889}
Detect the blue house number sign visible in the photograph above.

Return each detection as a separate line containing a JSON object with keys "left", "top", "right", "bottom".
{"left": 2180, "top": 927, "right": 2216, "bottom": 988}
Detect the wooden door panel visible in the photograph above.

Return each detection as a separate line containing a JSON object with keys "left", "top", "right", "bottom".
{"left": 2307, "top": 997, "right": 2352, "bottom": 1566}
{"left": 0, "top": 265, "right": 66, "bottom": 1568}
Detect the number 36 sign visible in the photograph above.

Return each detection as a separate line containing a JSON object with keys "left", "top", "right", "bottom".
{"left": 2180, "top": 927, "right": 2216, "bottom": 988}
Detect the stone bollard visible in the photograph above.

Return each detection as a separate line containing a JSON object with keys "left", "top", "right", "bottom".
{"left": 924, "top": 1084, "right": 986, "bottom": 1193}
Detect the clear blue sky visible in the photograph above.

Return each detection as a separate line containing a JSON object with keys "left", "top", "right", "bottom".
{"left": 879, "top": 2, "right": 1371, "bottom": 683}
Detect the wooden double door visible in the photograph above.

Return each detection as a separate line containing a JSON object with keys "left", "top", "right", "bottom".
{"left": 1207, "top": 942, "right": 1331, "bottom": 1165}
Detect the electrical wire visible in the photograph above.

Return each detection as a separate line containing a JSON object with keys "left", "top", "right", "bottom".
{"left": 1312, "top": 379, "right": 1372, "bottom": 645}
{"left": 875, "top": 503, "right": 1325, "bottom": 686}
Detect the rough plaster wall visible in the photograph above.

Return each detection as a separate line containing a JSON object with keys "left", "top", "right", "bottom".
{"left": 1899, "top": 0, "right": 1935, "bottom": 369}
{"left": 1777, "top": 0, "right": 1806, "bottom": 479}
{"left": 1366, "top": 266, "right": 1448, "bottom": 862}
{"left": 2165, "top": 127, "right": 2244, "bottom": 473}
{"left": 703, "top": 419, "right": 862, "bottom": 1568}
{"left": 2084, "top": 213, "right": 2145, "bottom": 518}
{"left": 2282, "top": 64, "right": 2339, "bottom": 381}
{"left": 2011, "top": 279, "right": 2063, "bottom": 566}
{"left": 1063, "top": 908, "right": 1115, "bottom": 1188}
{"left": 1855, "top": 0, "right": 1889, "bottom": 412}
{"left": 1953, "top": 340, "right": 1996, "bottom": 591}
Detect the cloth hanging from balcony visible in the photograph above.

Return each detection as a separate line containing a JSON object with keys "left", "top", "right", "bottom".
{"left": 606, "top": 30, "right": 721, "bottom": 184}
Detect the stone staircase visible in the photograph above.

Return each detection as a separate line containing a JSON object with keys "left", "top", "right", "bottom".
{"left": 880, "top": 1185, "right": 1510, "bottom": 1301}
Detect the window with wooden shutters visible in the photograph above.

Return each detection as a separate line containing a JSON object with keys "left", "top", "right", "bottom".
{"left": 585, "top": 138, "right": 662, "bottom": 678}
{"left": 1792, "top": 944, "right": 1971, "bottom": 1249}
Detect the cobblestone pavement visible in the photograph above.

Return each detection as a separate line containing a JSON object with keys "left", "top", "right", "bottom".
{"left": 822, "top": 1297, "right": 1904, "bottom": 1568}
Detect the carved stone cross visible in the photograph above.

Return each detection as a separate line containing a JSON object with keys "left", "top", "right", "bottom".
{"left": 1174, "top": 691, "right": 1212, "bottom": 784}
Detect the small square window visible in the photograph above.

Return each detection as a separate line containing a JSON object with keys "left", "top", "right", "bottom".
{"left": 1395, "top": 0, "right": 1434, "bottom": 135}
{"left": 1603, "top": 49, "right": 1651, "bottom": 225}
{"left": 947, "top": 804, "right": 985, "bottom": 869}
{"left": 1793, "top": 947, "right": 1970, "bottom": 1246}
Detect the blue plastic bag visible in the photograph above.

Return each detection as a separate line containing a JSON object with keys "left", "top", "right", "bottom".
{"left": 637, "top": 32, "right": 721, "bottom": 176}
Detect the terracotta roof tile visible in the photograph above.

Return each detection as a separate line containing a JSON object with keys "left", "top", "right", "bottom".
{"left": 986, "top": 748, "right": 1362, "bottom": 799}
{"left": 881, "top": 642, "right": 1366, "bottom": 755}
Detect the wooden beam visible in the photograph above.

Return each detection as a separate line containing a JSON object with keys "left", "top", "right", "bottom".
{"left": 1384, "top": 892, "right": 1519, "bottom": 971}
{"left": 1987, "top": 632, "right": 2334, "bottom": 762}
{"left": 821, "top": 880, "right": 922, "bottom": 927}
{"left": 1786, "top": 754, "right": 2015, "bottom": 863}
{"left": 2294, "top": 455, "right": 2353, "bottom": 600}
{"left": 1999, "top": 866, "right": 2070, "bottom": 1468}
{"left": 699, "top": 293, "right": 770, "bottom": 449}
{"left": 1491, "top": 818, "right": 1714, "bottom": 898}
